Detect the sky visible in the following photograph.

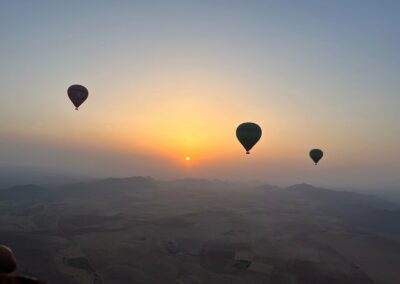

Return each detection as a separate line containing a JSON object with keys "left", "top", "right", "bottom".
{"left": 0, "top": 0, "right": 399, "bottom": 189}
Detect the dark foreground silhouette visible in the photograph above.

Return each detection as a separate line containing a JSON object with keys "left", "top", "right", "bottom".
{"left": 0, "top": 246, "right": 44, "bottom": 284}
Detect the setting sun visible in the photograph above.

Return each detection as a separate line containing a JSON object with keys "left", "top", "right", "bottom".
{"left": 185, "top": 156, "right": 191, "bottom": 161}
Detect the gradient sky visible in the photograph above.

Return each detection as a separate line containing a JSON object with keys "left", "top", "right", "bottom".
{"left": 0, "top": 1, "right": 399, "bottom": 188}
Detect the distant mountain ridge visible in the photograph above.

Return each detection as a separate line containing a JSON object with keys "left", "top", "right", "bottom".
{"left": 287, "top": 183, "right": 398, "bottom": 210}
{"left": 0, "top": 166, "right": 87, "bottom": 189}
{"left": 0, "top": 184, "right": 49, "bottom": 202}
{"left": 57, "top": 176, "right": 158, "bottom": 199}
{"left": 1, "top": 177, "right": 397, "bottom": 205}
{"left": 1, "top": 176, "right": 398, "bottom": 213}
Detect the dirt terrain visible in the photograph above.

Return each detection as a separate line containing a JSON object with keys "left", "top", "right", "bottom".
{"left": 0, "top": 178, "right": 399, "bottom": 283}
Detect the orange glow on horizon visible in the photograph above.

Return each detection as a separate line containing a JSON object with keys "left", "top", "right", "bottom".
{"left": 33, "top": 74, "right": 288, "bottom": 166}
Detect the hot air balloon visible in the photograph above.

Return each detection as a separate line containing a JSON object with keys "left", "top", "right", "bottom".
{"left": 67, "top": 84, "right": 88, "bottom": 110}
{"left": 236, "top": 122, "right": 262, "bottom": 154}
{"left": 0, "top": 244, "right": 45, "bottom": 283}
{"left": 0, "top": 245, "right": 16, "bottom": 274}
{"left": 309, "top": 149, "right": 323, "bottom": 165}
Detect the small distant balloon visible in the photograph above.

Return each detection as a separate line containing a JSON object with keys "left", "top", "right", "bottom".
{"left": 67, "top": 84, "right": 88, "bottom": 110}
{"left": 309, "top": 149, "right": 323, "bottom": 165}
{"left": 236, "top": 122, "right": 262, "bottom": 154}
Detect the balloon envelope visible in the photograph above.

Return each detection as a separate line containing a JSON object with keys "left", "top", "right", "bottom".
{"left": 67, "top": 85, "right": 88, "bottom": 110}
{"left": 236, "top": 122, "right": 262, "bottom": 154}
{"left": 309, "top": 149, "right": 323, "bottom": 165}
{"left": 0, "top": 245, "right": 16, "bottom": 273}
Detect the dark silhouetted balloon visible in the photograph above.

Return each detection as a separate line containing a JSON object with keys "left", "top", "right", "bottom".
{"left": 0, "top": 245, "right": 16, "bottom": 274}
{"left": 236, "top": 122, "right": 262, "bottom": 154}
{"left": 67, "top": 85, "right": 88, "bottom": 110}
{"left": 309, "top": 149, "right": 323, "bottom": 165}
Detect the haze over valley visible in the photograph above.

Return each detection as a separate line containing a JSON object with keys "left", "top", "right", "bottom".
{"left": 1, "top": 176, "right": 399, "bottom": 284}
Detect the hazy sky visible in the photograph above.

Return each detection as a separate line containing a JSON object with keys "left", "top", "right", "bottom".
{"left": 0, "top": 1, "right": 399, "bottom": 188}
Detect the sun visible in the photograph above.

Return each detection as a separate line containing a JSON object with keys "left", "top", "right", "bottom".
{"left": 185, "top": 156, "right": 191, "bottom": 161}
